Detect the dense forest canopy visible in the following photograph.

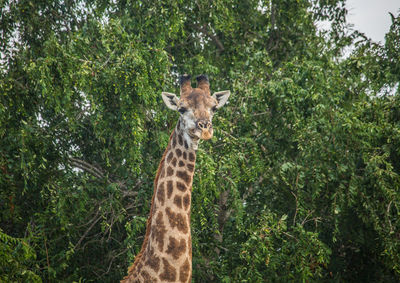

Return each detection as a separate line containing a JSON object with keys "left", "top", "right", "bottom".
{"left": 1, "top": 0, "right": 399, "bottom": 282}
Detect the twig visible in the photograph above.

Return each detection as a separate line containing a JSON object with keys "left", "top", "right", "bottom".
{"left": 291, "top": 191, "right": 298, "bottom": 226}
{"left": 99, "top": 50, "right": 115, "bottom": 69}
{"left": 253, "top": 110, "right": 271, "bottom": 116}
{"left": 301, "top": 210, "right": 315, "bottom": 226}
{"left": 44, "top": 237, "right": 50, "bottom": 280}
{"left": 99, "top": 248, "right": 129, "bottom": 278}
{"left": 282, "top": 231, "right": 298, "bottom": 241}
{"left": 387, "top": 200, "right": 393, "bottom": 233}
{"left": 74, "top": 209, "right": 102, "bottom": 251}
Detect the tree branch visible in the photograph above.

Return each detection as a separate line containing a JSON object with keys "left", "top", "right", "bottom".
{"left": 68, "top": 157, "right": 142, "bottom": 196}
{"left": 69, "top": 157, "right": 105, "bottom": 180}
{"left": 74, "top": 208, "right": 102, "bottom": 251}
{"left": 198, "top": 25, "right": 225, "bottom": 52}
{"left": 214, "top": 189, "right": 232, "bottom": 255}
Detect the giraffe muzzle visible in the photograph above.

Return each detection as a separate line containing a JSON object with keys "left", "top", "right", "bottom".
{"left": 196, "top": 120, "right": 213, "bottom": 140}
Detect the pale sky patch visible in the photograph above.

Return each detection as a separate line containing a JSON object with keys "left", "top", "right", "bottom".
{"left": 346, "top": 0, "right": 400, "bottom": 43}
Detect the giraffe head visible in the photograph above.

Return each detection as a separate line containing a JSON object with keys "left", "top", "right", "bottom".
{"left": 161, "top": 75, "right": 230, "bottom": 150}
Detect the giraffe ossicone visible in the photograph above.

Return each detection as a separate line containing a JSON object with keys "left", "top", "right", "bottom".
{"left": 122, "top": 74, "right": 230, "bottom": 283}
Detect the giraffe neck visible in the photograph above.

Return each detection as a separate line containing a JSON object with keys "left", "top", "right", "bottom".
{"left": 122, "top": 122, "right": 197, "bottom": 283}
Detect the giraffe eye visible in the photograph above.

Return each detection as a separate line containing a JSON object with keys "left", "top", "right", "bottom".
{"left": 178, "top": 107, "right": 187, "bottom": 114}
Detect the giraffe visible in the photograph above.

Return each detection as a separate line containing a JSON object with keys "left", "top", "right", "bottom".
{"left": 121, "top": 74, "right": 230, "bottom": 282}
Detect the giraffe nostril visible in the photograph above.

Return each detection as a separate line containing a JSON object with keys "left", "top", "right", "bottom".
{"left": 196, "top": 120, "right": 211, "bottom": 129}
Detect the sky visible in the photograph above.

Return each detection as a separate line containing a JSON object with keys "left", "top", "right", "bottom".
{"left": 346, "top": 0, "right": 400, "bottom": 43}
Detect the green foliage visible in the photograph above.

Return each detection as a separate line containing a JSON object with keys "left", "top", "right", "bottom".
{"left": 233, "top": 213, "right": 331, "bottom": 282}
{"left": 1, "top": 0, "right": 399, "bottom": 282}
{"left": 0, "top": 229, "right": 41, "bottom": 282}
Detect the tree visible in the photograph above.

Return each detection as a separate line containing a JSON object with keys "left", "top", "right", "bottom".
{"left": 1, "top": 0, "right": 399, "bottom": 281}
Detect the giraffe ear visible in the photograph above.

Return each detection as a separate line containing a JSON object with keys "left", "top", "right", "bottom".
{"left": 161, "top": 92, "right": 179, "bottom": 111}
{"left": 212, "top": 90, "right": 230, "bottom": 109}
